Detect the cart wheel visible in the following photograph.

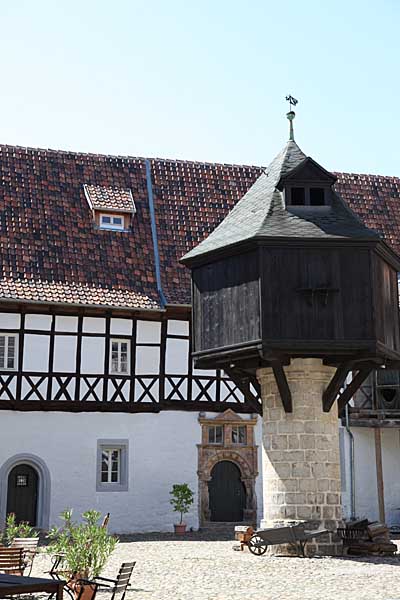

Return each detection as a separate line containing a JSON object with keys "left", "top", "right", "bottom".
{"left": 248, "top": 534, "right": 268, "bottom": 556}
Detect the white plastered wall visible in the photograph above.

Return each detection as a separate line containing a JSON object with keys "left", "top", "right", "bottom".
{"left": 341, "top": 427, "right": 400, "bottom": 526}
{"left": 0, "top": 410, "right": 264, "bottom": 533}
{"left": 0, "top": 314, "right": 263, "bottom": 532}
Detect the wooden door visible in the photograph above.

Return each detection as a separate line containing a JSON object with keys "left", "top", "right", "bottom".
{"left": 208, "top": 461, "right": 246, "bottom": 522}
{"left": 6, "top": 465, "right": 38, "bottom": 525}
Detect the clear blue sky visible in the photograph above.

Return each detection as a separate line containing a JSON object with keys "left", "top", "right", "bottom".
{"left": 0, "top": 0, "right": 398, "bottom": 175}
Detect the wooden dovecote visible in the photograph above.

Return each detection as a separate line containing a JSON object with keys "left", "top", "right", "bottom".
{"left": 182, "top": 120, "right": 400, "bottom": 414}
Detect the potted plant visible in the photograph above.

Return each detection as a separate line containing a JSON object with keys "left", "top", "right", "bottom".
{"left": 169, "top": 483, "right": 194, "bottom": 534}
{"left": 2, "top": 512, "right": 39, "bottom": 546}
{"left": 47, "top": 509, "right": 117, "bottom": 599}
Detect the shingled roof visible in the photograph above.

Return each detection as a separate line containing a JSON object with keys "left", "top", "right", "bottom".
{"left": 182, "top": 140, "right": 379, "bottom": 263}
{"left": 0, "top": 143, "right": 399, "bottom": 310}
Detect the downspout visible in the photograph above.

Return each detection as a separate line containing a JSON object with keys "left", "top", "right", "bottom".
{"left": 145, "top": 159, "right": 167, "bottom": 308}
{"left": 345, "top": 403, "right": 356, "bottom": 520}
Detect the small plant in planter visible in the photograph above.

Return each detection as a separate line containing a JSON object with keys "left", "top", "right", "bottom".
{"left": 169, "top": 483, "right": 194, "bottom": 534}
{"left": 2, "top": 513, "right": 39, "bottom": 546}
{"left": 47, "top": 509, "right": 118, "bottom": 599}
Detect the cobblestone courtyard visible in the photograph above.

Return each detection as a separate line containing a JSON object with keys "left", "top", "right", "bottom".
{"left": 32, "top": 533, "right": 400, "bottom": 600}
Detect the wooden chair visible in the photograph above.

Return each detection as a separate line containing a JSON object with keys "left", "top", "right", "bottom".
{"left": 0, "top": 547, "right": 25, "bottom": 575}
{"left": 94, "top": 562, "right": 136, "bottom": 600}
{"left": 11, "top": 537, "right": 39, "bottom": 575}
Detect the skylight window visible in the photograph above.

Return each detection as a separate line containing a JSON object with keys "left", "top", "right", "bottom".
{"left": 100, "top": 213, "right": 125, "bottom": 231}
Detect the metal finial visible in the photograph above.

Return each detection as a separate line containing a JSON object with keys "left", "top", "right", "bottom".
{"left": 285, "top": 95, "right": 298, "bottom": 141}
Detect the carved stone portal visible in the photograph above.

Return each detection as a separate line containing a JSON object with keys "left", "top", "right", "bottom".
{"left": 198, "top": 409, "right": 258, "bottom": 524}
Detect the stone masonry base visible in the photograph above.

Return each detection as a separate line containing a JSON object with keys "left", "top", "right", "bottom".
{"left": 257, "top": 358, "right": 343, "bottom": 556}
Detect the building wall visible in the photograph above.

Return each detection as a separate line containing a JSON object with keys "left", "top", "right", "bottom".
{"left": 341, "top": 426, "right": 400, "bottom": 526}
{"left": 0, "top": 410, "right": 263, "bottom": 533}
{"left": 0, "top": 312, "right": 246, "bottom": 407}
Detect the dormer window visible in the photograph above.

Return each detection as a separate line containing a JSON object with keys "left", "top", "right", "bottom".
{"left": 100, "top": 213, "right": 125, "bottom": 230}
{"left": 287, "top": 186, "right": 327, "bottom": 207}
{"left": 278, "top": 156, "right": 337, "bottom": 210}
{"left": 83, "top": 184, "right": 135, "bottom": 232}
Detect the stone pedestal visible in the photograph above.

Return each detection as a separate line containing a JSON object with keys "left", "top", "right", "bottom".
{"left": 257, "top": 358, "right": 342, "bottom": 556}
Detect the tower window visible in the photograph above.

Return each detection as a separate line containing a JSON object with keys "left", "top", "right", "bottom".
{"left": 287, "top": 186, "right": 329, "bottom": 207}
{"left": 291, "top": 187, "right": 306, "bottom": 206}
{"left": 310, "top": 188, "right": 325, "bottom": 206}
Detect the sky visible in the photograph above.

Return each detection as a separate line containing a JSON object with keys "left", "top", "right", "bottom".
{"left": 0, "top": 0, "right": 399, "bottom": 175}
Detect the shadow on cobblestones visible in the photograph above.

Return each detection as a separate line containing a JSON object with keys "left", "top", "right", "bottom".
{"left": 118, "top": 529, "right": 234, "bottom": 542}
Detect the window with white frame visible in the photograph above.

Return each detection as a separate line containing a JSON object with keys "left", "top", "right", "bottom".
{"left": 101, "top": 448, "right": 121, "bottom": 483}
{"left": 96, "top": 440, "right": 129, "bottom": 492}
{"left": 110, "top": 339, "right": 130, "bottom": 374}
{"left": 0, "top": 334, "right": 17, "bottom": 370}
{"left": 99, "top": 213, "right": 125, "bottom": 230}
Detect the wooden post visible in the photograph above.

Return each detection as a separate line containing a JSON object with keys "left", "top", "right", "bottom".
{"left": 374, "top": 427, "right": 386, "bottom": 523}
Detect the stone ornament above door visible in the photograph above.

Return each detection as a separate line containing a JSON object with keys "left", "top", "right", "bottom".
{"left": 198, "top": 409, "right": 258, "bottom": 525}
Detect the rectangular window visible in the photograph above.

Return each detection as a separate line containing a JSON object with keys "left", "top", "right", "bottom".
{"left": 208, "top": 425, "right": 223, "bottom": 444}
{"left": 310, "top": 187, "right": 325, "bottom": 206}
{"left": 232, "top": 425, "right": 247, "bottom": 445}
{"left": 101, "top": 448, "right": 121, "bottom": 483}
{"left": 97, "top": 439, "right": 129, "bottom": 492}
{"left": 0, "top": 334, "right": 17, "bottom": 370}
{"left": 110, "top": 339, "right": 130, "bottom": 374}
{"left": 100, "top": 213, "right": 125, "bottom": 230}
{"left": 290, "top": 187, "right": 305, "bottom": 205}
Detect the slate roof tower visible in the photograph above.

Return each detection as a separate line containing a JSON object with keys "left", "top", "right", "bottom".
{"left": 182, "top": 112, "right": 400, "bottom": 555}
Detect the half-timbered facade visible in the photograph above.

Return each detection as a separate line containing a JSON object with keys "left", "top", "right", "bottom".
{"left": 1, "top": 141, "right": 400, "bottom": 532}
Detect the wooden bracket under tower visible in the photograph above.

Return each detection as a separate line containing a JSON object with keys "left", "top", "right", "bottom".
{"left": 271, "top": 361, "right": 293, "bottom": 413}
{"left": 322, "top": 362, "right": 373, "bottom": 413}
{"left": 223, "top": 367, "right": 262, "bottom": 415}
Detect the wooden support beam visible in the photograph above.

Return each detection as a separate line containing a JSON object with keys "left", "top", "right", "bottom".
{"left": 271, "top": 362, "right": 292, "bottom": 413}
{"left": 374, "top": 427, "right": 386, "bottom": 523}
{"left": 322, "top": 362, "right": 351, "bottom": 413}
{"left": 224, "top": 367, "right": 262, "bottom": 415}
{"left": 337, "top": 367, "right": 373, "bottom": 414}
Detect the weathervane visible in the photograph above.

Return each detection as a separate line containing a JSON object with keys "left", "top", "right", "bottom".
{"left": 285, "top": 95, "right": 298, "bottom": 112}
{"left": 285, "top": 95, "right": 298, "bottom": 141}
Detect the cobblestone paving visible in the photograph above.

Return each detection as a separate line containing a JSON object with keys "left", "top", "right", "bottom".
{"left": 32, "top": 533, "right": 400, "bottom": 600}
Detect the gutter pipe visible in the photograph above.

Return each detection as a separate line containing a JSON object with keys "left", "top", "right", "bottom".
{"left": 145, "top": 159, "right": 167, "bottom": 308}
{"left": 345, "top": 403, "right": 356, "bottom": 520}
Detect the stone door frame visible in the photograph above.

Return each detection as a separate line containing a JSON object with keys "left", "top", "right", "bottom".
{"left": 198, "top": 409, "right": 258, "bottom": 524}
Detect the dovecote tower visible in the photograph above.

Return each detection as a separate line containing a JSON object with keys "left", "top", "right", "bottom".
{"left": 182, "top": 112, "right": 400, "bottom": 554}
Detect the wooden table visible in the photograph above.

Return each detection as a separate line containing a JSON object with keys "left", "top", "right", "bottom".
{"left": 0, "top": 573, "right": 64, "bottom": 598}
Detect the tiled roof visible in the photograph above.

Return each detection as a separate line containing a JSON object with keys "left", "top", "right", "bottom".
{"left": 0, "top": 143, "right": 400, "bottom": 309}
{"left": 0, "top": 145, "right": 160, "bottom": 310}
{"left": 182, "top": 141, "right": 378, "bottom": 263}
{"left": 83, "top": 184, "right": 135, "bottom": 212}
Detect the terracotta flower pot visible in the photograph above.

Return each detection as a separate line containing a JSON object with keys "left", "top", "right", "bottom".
{"left": 174, "top": 523, "right": 187, "bottom": 534}
{"left": 68, "top": 574, "right": 96, "bottom": 600}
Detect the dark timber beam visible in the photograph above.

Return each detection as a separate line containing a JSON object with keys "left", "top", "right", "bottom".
{"left": 224, "top": 367, "right": 262, "bottom": 415}
{"left": 271, "top": 361, "right": 292, "bottom": 413}
{"left": 322, "top": 362, "right": 352, "bottom": 413}
{"left": 337, "top": 367, "right": 373, "bottom": 414}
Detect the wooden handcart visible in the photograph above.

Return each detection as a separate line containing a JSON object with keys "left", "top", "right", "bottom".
{"left": 247, "top": 524, "right": 330, "bottom": 557}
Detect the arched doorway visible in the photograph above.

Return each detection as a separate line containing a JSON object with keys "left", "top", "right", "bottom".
{"left": 6, "top": 464, "right": 38, "bottom": 525}
{"left": 208, "top": 461, "right": 246, "bottom": 522}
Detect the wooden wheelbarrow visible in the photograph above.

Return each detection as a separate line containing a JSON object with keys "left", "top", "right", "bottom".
{"left": 248, "top": 524, "right": 330, "bottom": 557}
